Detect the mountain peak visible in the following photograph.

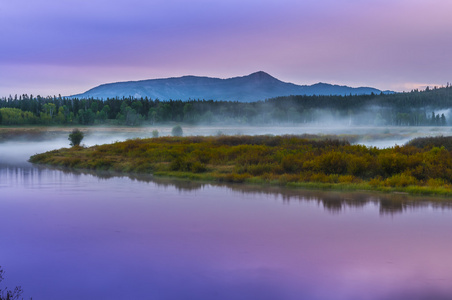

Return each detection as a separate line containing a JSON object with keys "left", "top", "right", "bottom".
{"left": 249, "top": 71, "right": 271, "bottom": 76}
{"left": 247, "top": 71, "right": 278, "bottom": 81}
{"left": 71, "top": 72, "right": 385, "bottom": 101}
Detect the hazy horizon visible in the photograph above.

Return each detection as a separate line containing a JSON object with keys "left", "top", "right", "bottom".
{"left": 2, "top": 0, "right": 452, "bottom": 98}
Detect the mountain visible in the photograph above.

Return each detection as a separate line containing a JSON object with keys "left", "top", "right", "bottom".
{"left": 70, "top": 71, "right": 386, "bottom": 102}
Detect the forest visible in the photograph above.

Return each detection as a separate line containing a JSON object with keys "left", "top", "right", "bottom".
{"left": 1, "top": 84, "right": 452, "bottom": 126}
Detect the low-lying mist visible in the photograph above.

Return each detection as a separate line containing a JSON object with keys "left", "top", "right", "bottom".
{"left": 0, "top": 133, "right": 139, "bottom": 166}
{"left": 1, "top": 125, "right": 452, "bottom": 166}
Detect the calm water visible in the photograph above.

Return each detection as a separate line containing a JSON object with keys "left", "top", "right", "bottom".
{"left": 1, "top": 140, "right": 452, "bottom": 300}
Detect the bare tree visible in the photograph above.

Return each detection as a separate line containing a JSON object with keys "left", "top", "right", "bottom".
{"left": 0, "top": 267, "right": 25, "bottom": 300}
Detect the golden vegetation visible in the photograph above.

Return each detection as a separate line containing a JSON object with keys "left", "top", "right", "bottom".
{"left": 29, "top": 135, "right": 452, "bottom": 196}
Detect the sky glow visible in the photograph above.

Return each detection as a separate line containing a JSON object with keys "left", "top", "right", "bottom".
{"left": 1, "top": 0, "right": 452, "bottom": 97}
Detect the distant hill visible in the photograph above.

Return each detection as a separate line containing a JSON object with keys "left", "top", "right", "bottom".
{"left": 70, "top": 71, "right": 387, "bottom": 102}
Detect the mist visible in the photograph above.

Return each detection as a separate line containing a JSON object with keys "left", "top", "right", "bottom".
{"left": 0, "top": 132, "right": 148, "bottom": 166}
{"left": 1, "top": 124, "right": 452, "bottom": 168}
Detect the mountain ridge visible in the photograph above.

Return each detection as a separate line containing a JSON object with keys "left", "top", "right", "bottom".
{"left": 70, "top": 71, "right": 387, "bottom": 101}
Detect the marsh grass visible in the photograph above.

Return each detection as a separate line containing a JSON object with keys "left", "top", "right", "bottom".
{"left": 29, "top": 135, "right": 452, "bottom": 197}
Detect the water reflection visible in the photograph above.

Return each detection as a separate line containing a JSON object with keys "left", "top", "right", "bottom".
{"left": 3, "top": 163, "right": 452, "bottom": 216}
{"left": 2, "top": 162, "right": 452, "bottom": 300}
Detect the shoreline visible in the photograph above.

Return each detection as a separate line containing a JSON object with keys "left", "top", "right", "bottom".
{"left": 27, "top": 163, "right": 452, "bottom": 208}
{"left": 29, "top": 135, "right": 452, "bottom": 198}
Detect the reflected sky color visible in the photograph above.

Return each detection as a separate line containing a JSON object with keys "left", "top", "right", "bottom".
{"left": 1, "top": 0, "right": 452, "bottom": 97}
{"left": 1, "top": 163, "right": 452, "bottom": 300}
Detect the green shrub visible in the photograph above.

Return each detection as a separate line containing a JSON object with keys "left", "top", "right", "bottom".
{"left": 171, "top": 125, "right": 183, "bottom": 137}
{"left": 68, "top": 129, "right": 84, "bottom": 146}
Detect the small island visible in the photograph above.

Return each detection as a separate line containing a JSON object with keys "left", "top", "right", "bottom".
{"left": 29, "top": 135, "right": 452, "bottom": 197}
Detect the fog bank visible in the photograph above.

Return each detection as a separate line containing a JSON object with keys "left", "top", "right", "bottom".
{"left": 1, "top": 125, "right": 452, "bottom": 167}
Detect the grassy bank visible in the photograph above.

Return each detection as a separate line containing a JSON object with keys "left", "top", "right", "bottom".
{"left": 29, "top": 135, "right": 452, "bottom": 197}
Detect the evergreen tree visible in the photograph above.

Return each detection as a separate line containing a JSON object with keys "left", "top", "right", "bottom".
{"left": 441, "top": 114, "right": 447, "bottom": 126}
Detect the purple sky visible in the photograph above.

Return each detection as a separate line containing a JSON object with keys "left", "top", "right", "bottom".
{"left": 1, "top": 0, "right": 452, "bottom": 97}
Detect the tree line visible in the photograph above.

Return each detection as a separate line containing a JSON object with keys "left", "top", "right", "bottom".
{"left": 1, "top": 85, "right": 451, "bottom": 126}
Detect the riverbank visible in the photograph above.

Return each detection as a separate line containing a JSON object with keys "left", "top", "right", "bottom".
{"left": 29, "top": 135, "right": 452, "bottom": 197}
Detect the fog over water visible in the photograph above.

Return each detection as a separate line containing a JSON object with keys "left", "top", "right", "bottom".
{"left": 2, "top": 125, "right": 452, "bottom": 162}
{"left": 1, "top": 125, "right": 452, "bottom": 168}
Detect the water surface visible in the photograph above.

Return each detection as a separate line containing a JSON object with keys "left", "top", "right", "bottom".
{"left": 1, "top": 140, "right": 452, "bottom": 300}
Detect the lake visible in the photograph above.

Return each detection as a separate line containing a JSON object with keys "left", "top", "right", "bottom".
{"left": 1, "top": 134, "right": 452, "bottom": 300}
